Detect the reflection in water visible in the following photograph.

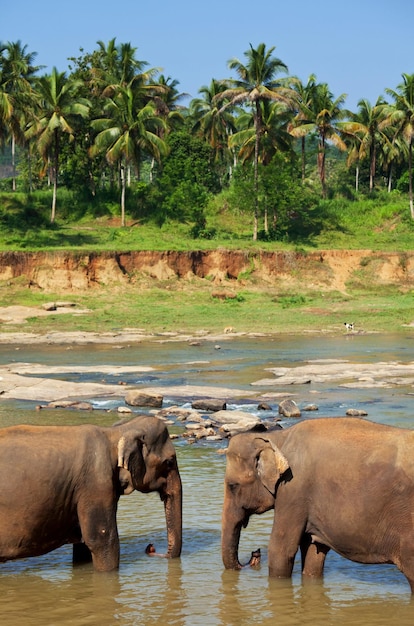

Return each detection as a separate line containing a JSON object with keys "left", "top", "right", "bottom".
{"left": 0, "top": 334, "right": 414, "bottom": 624}
{"left": 0, "top": 567, "right": 121, "bottom": 626}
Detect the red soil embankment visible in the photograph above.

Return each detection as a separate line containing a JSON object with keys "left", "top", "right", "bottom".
{"left": 0, "top": 249, "right": 413, "bottom": 293}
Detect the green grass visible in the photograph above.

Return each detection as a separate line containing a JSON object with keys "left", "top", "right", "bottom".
{"left": 0, "top": 189, "right": 413, "bottom": 252}
{"left": 1, "top": 279, "right": 413, "bottom": 337}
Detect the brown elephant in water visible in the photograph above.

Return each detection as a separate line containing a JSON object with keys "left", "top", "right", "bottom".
{"left": 222, "top": 417, "right": 414, "bottom": 592}
{"left": 0, "top": 415, "right": 182, "bottom": 571}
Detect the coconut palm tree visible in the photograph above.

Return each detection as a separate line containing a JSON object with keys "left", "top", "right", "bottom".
{"left": 28, "top": 67, "right": 91, "bottom": 222}
{"left": 385, "top": 73, "right": 414, "bottom": 218}
{"left": 339, "top": 97, "right": 390, "bottom": 193}
{"left": 289, "top": 74, "right": 318, "bottom": 181}
{"left": 90, "top": 83, "right": 168, "bottom": 226}
{"left": 190, "top": 79, "right": 237, "bottom": 179}
{"left": 289, "top": 81, "right": 347, "bottom": 198}
{"left": 230, "top": 98, "right": 293, "bottom": 166}
{"left": 230, "top": 98, "right": 293, "bottom": 233}
{"left": 90, "top": 38, "right": 162, "bottom": 102}
{"left": 0, "top": 41, "right": 41, "bottom": 189}
{"left": 215, "top": 43, "right": 294, "bottom": 239}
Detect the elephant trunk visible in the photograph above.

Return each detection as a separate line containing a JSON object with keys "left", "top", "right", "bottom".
{"left": 221, "top": 503, "right": 244, "bottom": 570}
{"left": 162, "top": 467, "right": 182, "bottom": 558}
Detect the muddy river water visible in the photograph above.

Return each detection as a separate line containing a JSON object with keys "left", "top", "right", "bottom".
{"left": 0, "top": 332, "right": 414, "bottom": 625}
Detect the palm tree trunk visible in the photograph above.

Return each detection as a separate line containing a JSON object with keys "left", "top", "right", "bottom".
{"left": 318, "top": 136, "right": 327, "bottom": 199}
{"left": 51, "top": 129, "right": 59, "bottom": 223}
{"left": 409, "top": 140, "right": 414, "bottom": 219}
{"left": 253, "top": 104, "right": 261, "bottom": 240}
{"left": 387, "top": 163, "right": 393, "bottom": 193}
{"left": 120, "top": 162, "right": 126, "bottom": 227}
{"left": 11, "top": 135, "right": 16, "bottom": 192}
{"left": 369, "top": 144, "right": 376, "bottom": 193}
{"left": 301, "top": 136, "right": 306, "bottom": 182}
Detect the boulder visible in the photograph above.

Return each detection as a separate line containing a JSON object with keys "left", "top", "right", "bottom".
{"left": 303, "top": 404, "right": 319, "bottom": 412}
{"left": 46, "top": 400, "right": 93, "bottom": 410}
{"left": 125, "top": 391, "right": 163, "bottom": 408}
{"left": 192, "top": 399, "right": 227, "bottom": 412}
{"left": 156, "top": 406, "right": 202, "bottom": 422}
{"left": 346, "top": 408, "right": 368, "bottom": 416}
{"left": 213, "top": 409, "right": 264, "bottom": 436}
{"left": 278, "top": 399, "right": 301, "bottom": 418}
{"left": 117, "top": 406, "right": 132, "bottom": 414}
{"left": 258, "top": 402, "right": 272, "bottom": 411}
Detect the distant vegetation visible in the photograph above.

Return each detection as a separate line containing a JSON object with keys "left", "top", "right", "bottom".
{"left": 1, "top": 39, "right": 414, "bottom": 251}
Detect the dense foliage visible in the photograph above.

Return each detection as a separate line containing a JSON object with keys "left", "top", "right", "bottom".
{"left": 1, "top": 39, "right": 414, "bottom": 246}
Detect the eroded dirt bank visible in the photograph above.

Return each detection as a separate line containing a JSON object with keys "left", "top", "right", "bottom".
{"left": 0, "top": 249, "right": 413, "bottom": 292}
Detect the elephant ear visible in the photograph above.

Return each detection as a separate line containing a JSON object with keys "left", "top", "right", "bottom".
{"left": 117, "top": 432, "right": 146, "bottom": 491}
{"left": 255, "top": 438, "right": 289, "bottom": 496}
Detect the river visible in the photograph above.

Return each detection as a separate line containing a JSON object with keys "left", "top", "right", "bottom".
{"left": 0, "top": 332, "right": 413, "bottom": 625}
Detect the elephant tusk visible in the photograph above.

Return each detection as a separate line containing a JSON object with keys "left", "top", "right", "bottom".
{"left": 117, "top": 436, "right": 128, "bottom": 469}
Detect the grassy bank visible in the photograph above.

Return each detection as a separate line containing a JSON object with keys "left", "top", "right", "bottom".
{"left": 0, "top": 190, "right": 413, "bottom": 338}
{"left": 1, "top": 278, "right": 413, "bottom": 338}
{"left": 0, "top": 190, "right": 413, "bottom": 252}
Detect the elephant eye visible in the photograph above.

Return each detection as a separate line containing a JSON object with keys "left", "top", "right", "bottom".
{"left": 227, "top": 483, "right": 238, "bottom": 493}
{"left": 164, "top": 457, "right": 175, "bottom": 470}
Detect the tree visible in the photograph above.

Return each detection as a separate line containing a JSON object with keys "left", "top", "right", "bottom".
{"left": 289, "top": 81, "right": 347, "bottom": 198}
{"left": 385, "top": 73, "right": 414, "bottom": 218}
{"left": 90, "top": 83, "right": 168, "bottom": 226}
{"left": 189, "top": 79, "right": 237, "bottom": 178}
{"left": 27, "top": 67, "right": 91, "bottom": 222}
{"left": 289, "top": 74, "right": 318, "bottom": 181}
{"left": 0, "top": 41, "right": 41, "bottom": 189}
{"left": 339, "top": 97, "right": 390, "bottom": 193}
{"left": 215, "top": 43, "right": 294, "bottom": 239}
{"left": 229, "top": 99, "right": 293, "bottom": 232}
{"left": 92, "top": 38, "right": 147, "bottom": 91}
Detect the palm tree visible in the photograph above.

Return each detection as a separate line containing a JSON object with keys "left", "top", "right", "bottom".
{"left": 0, "top": 41, "right": 41, "bottom": 189}
{"left": 289, "top": 74, "right": 318, "bottom": 181}
{"left": 385, "top": 73, "right": 414, "bottom": 218}
{"left": 90, "top": 38, "right": 162, "bottom": 101}
{"left": 339, "top": 97, "right": 390, "bottom": 193}
{"left": 92, "top": 39, "right": 147, "bottom": 90}
{"left": 230, "top": 99, "right": 292, "bottom": 165}
{"left": 88, "top": 39, "right": 169, "bottom": 189}
{"left": 149, "top": 75, "right": 186, "bottom": 181}
{"left": 379, "top": 133, "right": 408, "bottom": 192}
{"left": 90, "top": 83, "right": 168, "bottom": 226}
{"left": 0, "top": 44, "right": 13, "bottom": 145}
{"left": 28, "top": 67, "right": 91, "bottom": 222}
{"left": 215, "top": 43, "right": 294, "bottom": 239}
{"left": 153, "top": 75, "right": 187, "bottom": 122}
{"left": 230, "top": 99, "right": 293, "bottom": 232}
{"left": 289, "top": 81, "right": 347, "bottom": 198}
{"left": 190, "top": 79, "right": 237, "bottom": 178}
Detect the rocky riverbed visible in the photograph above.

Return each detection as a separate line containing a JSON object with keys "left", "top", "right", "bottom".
{"left": 1, "top": 349, "right": 413, "bottom": 441}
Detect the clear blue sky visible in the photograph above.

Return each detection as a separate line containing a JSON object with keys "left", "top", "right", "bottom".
{"left": 3, "top": 0, "right": 413, "bottom": 111}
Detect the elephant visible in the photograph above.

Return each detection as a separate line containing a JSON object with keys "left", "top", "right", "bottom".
{"left": 0, "top": 415, "right": 182, "bottom": 571}
{"left": 222, "top": 416, "right": 414, "bottom": 592}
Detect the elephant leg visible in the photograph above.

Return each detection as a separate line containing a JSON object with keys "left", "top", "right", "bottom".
{"left": 396, "top": 540, "right": 414, "bottom": 593}
{"left": 268, "top": 518, "right": 303, "bottom": 578}
{"left": 300, "top": 535, "right": 329, "bottom": 578}
{"left": 78, "top": 500, "right": 120, "bottom": 572}
{"left": 73, "top": 542, "right": 93, "bottom": 565}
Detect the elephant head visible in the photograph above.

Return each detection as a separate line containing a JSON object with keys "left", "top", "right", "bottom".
{"left": 221, "top": 432, "right": 289, "bottom": 569}
{"left": 112, "top": 415, "right": 182, "bottom": 558}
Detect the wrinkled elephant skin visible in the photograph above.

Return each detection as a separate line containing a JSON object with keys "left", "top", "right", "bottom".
{"left": 222, "top": 417, "right": 414, "bottom": 592}
{"left": 0, "top": 415, "right": 182, "bottom": 571}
